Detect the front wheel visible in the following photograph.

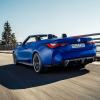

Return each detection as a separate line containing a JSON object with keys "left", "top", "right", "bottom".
{"left": 33, "top": 53, "right": 44, "bottom": 73}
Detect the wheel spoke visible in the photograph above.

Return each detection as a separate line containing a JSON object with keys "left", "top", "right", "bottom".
{"left": 33, "top": 54, "right": 41, "bottom": 72}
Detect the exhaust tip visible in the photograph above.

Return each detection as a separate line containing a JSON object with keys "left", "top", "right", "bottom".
{"left": 64, "top": 60, "right": 69, "bottom": 67}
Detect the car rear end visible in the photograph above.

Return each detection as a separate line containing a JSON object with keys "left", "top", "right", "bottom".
{"left": 46, "top": 37, "right": 96, "bottom": 67}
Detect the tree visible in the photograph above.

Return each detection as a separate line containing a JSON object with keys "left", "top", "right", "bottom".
{"left": 11, "top": 33, "right": 17, "bottom": 45}
{"left": 2, "top": 21, "right": 17, "bottom": 45}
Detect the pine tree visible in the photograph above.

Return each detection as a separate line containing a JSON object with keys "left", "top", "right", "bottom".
{"left": 2, "top": 21, "right": 17, "bottom": 45}
{"left": 11, "top": 33, "right": 17, "bottom": 45}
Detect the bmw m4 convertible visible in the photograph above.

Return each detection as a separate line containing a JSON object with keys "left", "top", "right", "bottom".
{"left": 13, "top": 34, "right": 96, "bottom": 73}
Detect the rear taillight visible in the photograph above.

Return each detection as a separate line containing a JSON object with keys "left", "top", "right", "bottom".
{"left": 46, "top": 43, "right": 67, "bottom": 48}
{"left": 87, "top": 40, "right": 95, "bottom": 44}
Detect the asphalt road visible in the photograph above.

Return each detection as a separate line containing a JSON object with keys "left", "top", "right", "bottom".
{"left": 0, "top": 53, "right": 100, "bottom": 100}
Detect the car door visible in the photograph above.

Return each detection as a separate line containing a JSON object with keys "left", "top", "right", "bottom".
{"left": 17, "top": 36, "right": 36, "bottom": 63}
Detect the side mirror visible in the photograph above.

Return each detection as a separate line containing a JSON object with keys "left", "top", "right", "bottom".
{"left": 17, "top": 42, "right": 22, "bottom": 46}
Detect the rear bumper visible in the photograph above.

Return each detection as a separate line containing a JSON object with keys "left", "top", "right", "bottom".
{"left": 64, "top": 56, "right": 95, "bottom": 67}
{"left": 52, "top": 49, "right": 96, "bottom": 65}
{"left": 45, "top": 56, "right": 95, "bottom": 67}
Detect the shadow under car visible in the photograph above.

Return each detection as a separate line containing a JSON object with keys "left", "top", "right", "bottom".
{"left": 0, "top": 64, "right": 89, "bottom": 89}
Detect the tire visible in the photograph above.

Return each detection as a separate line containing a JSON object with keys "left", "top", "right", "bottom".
{"left": 13, "top": 53, "right": 19, "bottom": 65}
{"left": 33, "top": 53, "right": 44, "bottom": 73}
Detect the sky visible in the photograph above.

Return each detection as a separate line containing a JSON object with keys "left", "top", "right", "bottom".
{"left": 0, "top": 0, "right": 100, "bottom": 42}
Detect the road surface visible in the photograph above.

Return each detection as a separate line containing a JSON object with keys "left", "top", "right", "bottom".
{"left": 0, "top": 53, "right": 100, "bottom": 100}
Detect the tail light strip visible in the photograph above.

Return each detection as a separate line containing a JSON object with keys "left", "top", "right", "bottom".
{"left": 46, "top": 43, "right": 67, "bottom": 48}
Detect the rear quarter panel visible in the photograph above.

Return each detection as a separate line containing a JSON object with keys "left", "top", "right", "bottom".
{"left": 31, "top": 42, "right": 54, "bottom": 65}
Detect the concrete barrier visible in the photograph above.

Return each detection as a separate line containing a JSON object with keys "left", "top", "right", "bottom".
{"left": 0, "top": 50, "right": 13, "bottom": 54}
{"left": 96, "top": 53, "right": 100, "bottom": 61}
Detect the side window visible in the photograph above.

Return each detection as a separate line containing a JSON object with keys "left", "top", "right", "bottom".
{"left": 25, "top": 37, "right": 36, "bottom": 45}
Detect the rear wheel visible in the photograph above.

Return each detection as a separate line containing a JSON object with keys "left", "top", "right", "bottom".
{"left": 33, "top": 53, "right": 44, "bottom": 73}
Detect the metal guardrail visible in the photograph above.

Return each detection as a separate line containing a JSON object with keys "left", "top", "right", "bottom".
{"left": 74, "top": 33, "right": 100, "bottom": 37}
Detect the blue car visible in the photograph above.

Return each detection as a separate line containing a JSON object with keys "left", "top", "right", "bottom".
{"left": 13, "top": 34, "right": 96, "bottom": 73}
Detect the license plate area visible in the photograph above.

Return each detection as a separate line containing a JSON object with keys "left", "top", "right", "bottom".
{"left": 71, "top": 43, "right": 85, "bottom": 48}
